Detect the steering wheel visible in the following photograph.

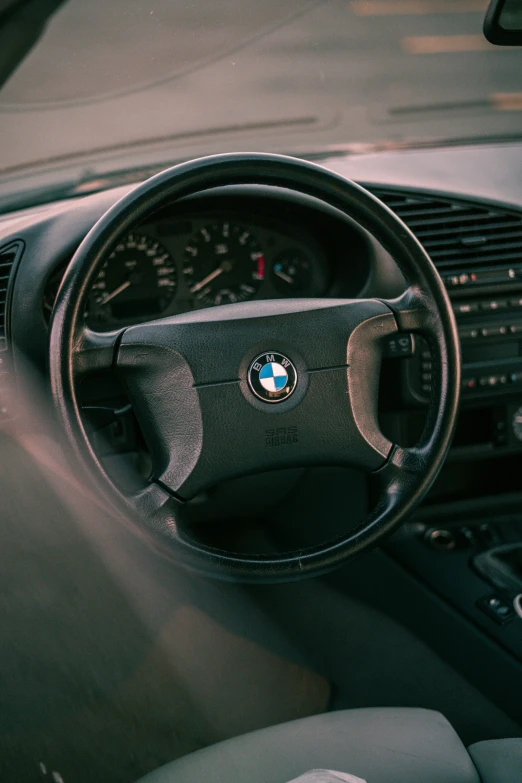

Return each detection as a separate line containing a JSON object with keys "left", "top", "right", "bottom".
{"left": 49, "top": 153, "right": 460, "bottom": 582}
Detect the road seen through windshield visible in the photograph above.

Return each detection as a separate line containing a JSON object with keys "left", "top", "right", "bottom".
{"left": 0, "top": 0, "right": 521, "bottom": 174}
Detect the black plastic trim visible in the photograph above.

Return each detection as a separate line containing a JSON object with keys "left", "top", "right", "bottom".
{"left": 484, "top": 0, "right": 522, "bottom": 46}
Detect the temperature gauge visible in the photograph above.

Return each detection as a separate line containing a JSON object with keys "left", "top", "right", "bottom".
{"left": 272, "top": 249, "right": 312, "bottom": 295}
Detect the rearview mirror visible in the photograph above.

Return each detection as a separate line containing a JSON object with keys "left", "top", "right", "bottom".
{"left": 484, "top": 0, "right": 522, "bottom": 45}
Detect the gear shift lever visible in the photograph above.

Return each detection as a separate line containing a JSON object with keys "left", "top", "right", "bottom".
{"left": 474, "top": 544, "right": 522, "bottom": 593}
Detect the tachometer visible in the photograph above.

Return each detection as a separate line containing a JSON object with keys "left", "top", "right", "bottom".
{"left": 182, "top": 221, "right": 265, "bottom": 306}
{"left": 89, "top": 233, "right": 177, "bottom": 325}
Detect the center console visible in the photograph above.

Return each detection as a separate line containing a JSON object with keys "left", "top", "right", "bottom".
{"left": 347, "top": 187, "right": 522, "bottom": 728}
{"left": 388, "top": 261, "right": 522, "bottom": 460}
{"left": 380, "top": 259, "right": 522, "bottom": 666}
{"left": 386, "top": 510, "right": 522, "bottom": 664}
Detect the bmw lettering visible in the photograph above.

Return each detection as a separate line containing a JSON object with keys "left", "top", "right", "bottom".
{"left": 247, "top": 352, "right": 297, "bottom": 403}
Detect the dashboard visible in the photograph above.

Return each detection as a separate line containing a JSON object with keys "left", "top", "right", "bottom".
{"left": 40, "top": 196, "right": 379, "bottom": 331}
{"left": 2, "top": 142, "right": 522, "bottom": 516}
{"left": 43, "top": 210, "right": 332, "bottom": 330}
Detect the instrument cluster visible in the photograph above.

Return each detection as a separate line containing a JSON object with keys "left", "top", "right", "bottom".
{"left": 44, "top": 213, "right": 330, "bottom": 330}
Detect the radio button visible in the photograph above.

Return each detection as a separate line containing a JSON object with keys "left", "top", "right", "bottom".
{"left": 461, "top": 378, "right": 477, "bottom": 392}
{"left": 446, "top": 275, "right": 461, "bottom": 287}
{"left": 454, "top": 302, "right": 479, "bottom": 315}
{"left": 459, "top": 328, "right": 479, "bottom": 340}
{"left": 480, "top": 326, "right": 508, "bottom": 338}
{"left": 478, "top": 375, "right": 506, "bottom": 388}
{"left": 480, "top": 299, "right": 509, "bottom": 312}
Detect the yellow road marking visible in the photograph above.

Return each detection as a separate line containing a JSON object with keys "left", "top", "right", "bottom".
{"left": 491, "top": 92, "right": 522, "bottom": 110}
{"left": 402, "top": 34, "right": 496, "bottom": 53}
{"left": 353, "top": 0, "right": 487, "bottom": 15}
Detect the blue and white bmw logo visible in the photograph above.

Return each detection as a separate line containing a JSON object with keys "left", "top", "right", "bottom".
{"left": 248, "top": 352, "right": 297, "bottom": 403}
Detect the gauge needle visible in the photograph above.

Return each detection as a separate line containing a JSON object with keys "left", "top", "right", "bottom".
{"left": 190, "top": 266, "right": 224, "bottom": 294}
{"left": 274, "top": 269, "right": 294, "bottom": 285}
{"left": 99, "top": 280, "right": 131, "bottom": 305}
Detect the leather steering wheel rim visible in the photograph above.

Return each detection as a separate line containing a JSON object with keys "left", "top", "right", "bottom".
{"left": 49, "top": 153, "right": 460, "bottom": 582}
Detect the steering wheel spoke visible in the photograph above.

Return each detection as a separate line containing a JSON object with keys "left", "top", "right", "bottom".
{"left": 128, "top": 481, "right": 183, "bottom": 535}
{"left": 380, "top": 285, "right": 433, "bottom": 332}
{"left": 73, "top": 326, "right": 123, "bottom": 375}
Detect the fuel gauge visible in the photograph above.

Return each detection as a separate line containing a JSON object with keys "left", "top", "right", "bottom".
{"left": 272, "top": 249, "right": 312, "bottom": 295}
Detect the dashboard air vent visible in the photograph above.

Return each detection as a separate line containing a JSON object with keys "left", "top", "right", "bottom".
{"left": 368, "top": 188, "right": 522, "bottom": 276}
{"left": 0, "top": 241, "right": 23, "bottom": 349}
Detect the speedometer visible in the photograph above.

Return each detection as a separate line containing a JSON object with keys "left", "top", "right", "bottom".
{"left": 89, "top": 233, "right": 177, "bottom": 326}
{"left": 182, "top": 221, "right": 265, "bottom": 306}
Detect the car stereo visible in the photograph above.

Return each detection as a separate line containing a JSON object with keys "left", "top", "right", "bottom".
{"left": 407, "top": 265, "right": 522, "bottom": 404}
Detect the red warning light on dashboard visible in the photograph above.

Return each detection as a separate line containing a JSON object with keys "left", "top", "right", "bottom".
{"left": 256, "top": 255, "right": 265, "bottom": 280}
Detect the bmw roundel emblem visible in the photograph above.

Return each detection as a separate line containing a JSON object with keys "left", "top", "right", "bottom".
{"left": 248, "top": 352, "right": 297, "bottom": 403}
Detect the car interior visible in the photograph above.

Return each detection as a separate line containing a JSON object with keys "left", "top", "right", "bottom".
{"left": 2, "top": 1, "right": 522, "bottom": 782}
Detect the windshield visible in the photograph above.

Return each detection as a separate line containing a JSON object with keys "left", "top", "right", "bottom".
{"left": 1, "top": 0, "right": 522, "bottom": 183}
